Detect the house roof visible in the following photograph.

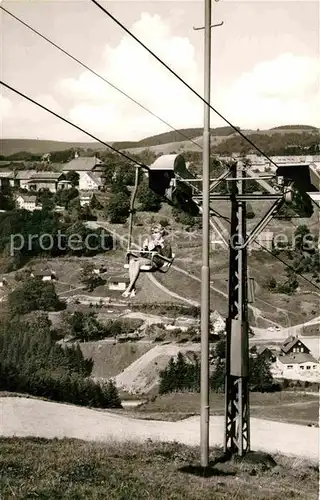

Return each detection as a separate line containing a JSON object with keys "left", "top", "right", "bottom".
{"left": 0, "top": 170, "right": 14, "bottom": 178}
{"left": 281, "top": 336, "right": 309, "bottom": 354}
{"left": 256, "top": 346, "right": 273, "bottom": 355}
{"left": 14, "top": 170, "right": 38, "bottom": 180}
{"left": 62, "top": 157, "right": 103, "bottom": 172}
{"left": 108, "top": 275, "right": 129, "bottom": 283}
{"left": 28, "top": 172, "right": 62, "bottom": 181}
{"left": 278, "top": 353, "right": 318, "bottom": 365}
{"left": 34, "top": 270, "right": 55, "bottom": 277}
{"left": 17, "top": 194, "right": 37, "bottom": 203}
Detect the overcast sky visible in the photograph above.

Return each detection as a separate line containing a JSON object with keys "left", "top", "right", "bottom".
{"left": 0, "top": 0, "right": 319, "bottom": 142}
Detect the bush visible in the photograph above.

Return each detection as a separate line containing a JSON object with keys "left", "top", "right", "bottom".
{"left": 137, "top": 180, "right": 162, "bottom": 212}
{"left": 106, "top": 192, "right": 130, "bottom": 223}
{"left": 159, "top": 218, "right": 170, "bottom": 228}
{"left": 8, "top": 278, "right": 65, "bottom": 317}
{"left": 172, "top": 207, "right": 198, "bottom": 228}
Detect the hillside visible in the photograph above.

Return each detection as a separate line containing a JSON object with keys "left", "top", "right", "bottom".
{"left": 211, "top": 130, "right": 319, "bottom": 156}
{"left": 112, "top": 126, "right": 236, "bottom": 149}
{"left": 0, "top": 139, "right": 105, "bottom": 157}
{"left": 1, "top": 124, "right": 318, "bottom": 156}
{"left": 270, "top": 125, "right": 319, "bottom": 131}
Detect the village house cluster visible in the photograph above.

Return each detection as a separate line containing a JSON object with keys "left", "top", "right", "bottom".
{"left": 0, "top": 152, "right": 104, "bottom": 211}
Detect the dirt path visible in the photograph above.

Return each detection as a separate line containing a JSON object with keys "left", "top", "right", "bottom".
{"left": 1, "top": 397, "right": 318, "bottom": 463}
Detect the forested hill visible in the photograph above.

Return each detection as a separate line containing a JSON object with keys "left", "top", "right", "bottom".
{"left": 269, "top": 125, "right": 319, "bottom": 131}
{"left": 0, "top": 125, "right": 318, "bottom": 157}
{"left": 112, "top": 126, "right": 236, "bottom": 149}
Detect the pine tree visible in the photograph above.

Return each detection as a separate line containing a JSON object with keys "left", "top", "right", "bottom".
{"left": 210, "top": 359, "right": 225, "bottom": 392}
{"left": 103, "top": 379, "right": 122, "bottom": 408}
{"left": 159, "top": 357, "right": 175, "bottom": 394}
{"left": 175, "top": 352, "right": 188, "bottom": 391}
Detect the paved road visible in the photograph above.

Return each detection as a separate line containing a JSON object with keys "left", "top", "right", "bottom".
{"left": 1, "top": 397, "right": 318, "bottom": 464}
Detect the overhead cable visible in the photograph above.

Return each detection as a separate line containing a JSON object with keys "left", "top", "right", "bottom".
{"left": 90, "top": 0, "right": 282, "bottom": 169}
{"left": 0, "top": 80, "right": 148, "bottom": 170}
{"left": 0, "top": 5, "right": 202, "bottom": 151}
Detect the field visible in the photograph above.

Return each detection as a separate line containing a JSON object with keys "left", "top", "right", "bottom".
{"left": 135, "top": 392, "right": 319, "bottom": 426}
{"left": 0, "top": 438, "right": 318, "bottom": 500}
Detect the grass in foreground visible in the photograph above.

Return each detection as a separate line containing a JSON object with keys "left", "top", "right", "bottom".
{"left": 0, "top": 438, "right": 318, "bottom": 500}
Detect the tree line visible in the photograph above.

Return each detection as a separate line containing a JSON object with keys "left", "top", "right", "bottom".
{"left": 0, "top": 202, "right": 113, "bottom": 271}
{"left": 159, "top": 340, "right": 278, "bottom": 394}
{"left": 0, "top": 312, "right": 121, "bottom": 408}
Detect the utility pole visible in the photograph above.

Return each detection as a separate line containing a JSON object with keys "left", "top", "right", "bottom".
{"left": 194, "top": 0, "right": 224, "bottom": 468}
{"left": 200, "top": 0, "right": 211, "bottom": 468}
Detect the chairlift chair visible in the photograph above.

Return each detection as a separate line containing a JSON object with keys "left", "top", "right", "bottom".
{"left": 124, "top": 250, "right": 175, "bottom": 273}
{"left": 124, "top": 165, "right": 175, "bottom": 273}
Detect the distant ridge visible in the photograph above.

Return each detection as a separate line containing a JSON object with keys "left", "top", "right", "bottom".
{"left": 270, "top": 125, "right": 318, "bottom": 131}
{"left": 112, "top": 126, "right": 236, "bottom": 149}
{"left": 0, "top": 124, "right": 318, "bottom": 156}
{"left": 0, "top": 139, "right": 105, "bottom": 157}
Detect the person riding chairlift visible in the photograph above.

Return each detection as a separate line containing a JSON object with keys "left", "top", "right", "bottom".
{"left": 122, "top": 223, "right": 172, "bottom": 298}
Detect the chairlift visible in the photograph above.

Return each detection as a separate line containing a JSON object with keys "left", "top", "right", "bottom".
{"left": 124, "top": 250, "right": 175, "bottom": 273}
{"left": 124, "top": 165, "right": 175, "bottom": 273}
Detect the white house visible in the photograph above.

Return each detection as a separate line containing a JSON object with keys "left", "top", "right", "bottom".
{"left": 16, "top": 194, "right": 41, "bottom": 211}
{"left": 271, "top": 335, "right": 320, "bottom": 381}
{"left": 275, "top": 353, "right": 319, "bottom": 377}
{"left": 79, "top": 191, "right": 94, "bottom": 207}
{"left": 280, "top": 335, "right": 311, "bottom": 356}
{"left": 62, "top": 154, "right": 104, "bottom": 191}
{"left": 107, "top": 275, "right": 129, "bottom": 291}
{"left": 32, "top": 271, "right": 56, "bottom": 281}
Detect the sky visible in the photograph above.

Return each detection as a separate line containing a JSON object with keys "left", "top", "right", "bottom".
{"left": 0, "top": 0, "right": 319, "bottom": 142}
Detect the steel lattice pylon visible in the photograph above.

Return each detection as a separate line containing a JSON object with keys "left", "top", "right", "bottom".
{"left": 224, "top": 162, "right": 250, "bottom": 456}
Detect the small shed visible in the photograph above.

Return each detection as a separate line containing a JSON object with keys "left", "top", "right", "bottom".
{"left": 33, "top": 270, "right": 56, "bottom": 281}
{"left": 0, "top": 277, "right": 8, "bottom": 287}
{"left": 108, "top": 275, "right": 129, "bottom": 291}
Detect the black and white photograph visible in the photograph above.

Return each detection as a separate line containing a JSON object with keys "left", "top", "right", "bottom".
{"left": 0, "top": 0, "right": 319, "bottom": 498}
